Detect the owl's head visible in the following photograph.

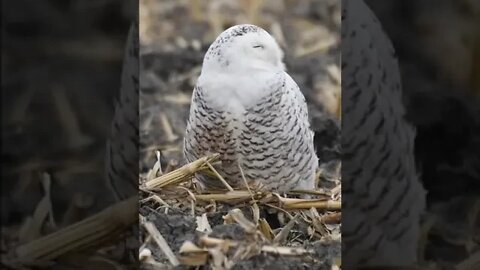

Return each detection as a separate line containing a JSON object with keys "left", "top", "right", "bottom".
{"left": 202, "top": 24, "right": 285, "bottom": 73}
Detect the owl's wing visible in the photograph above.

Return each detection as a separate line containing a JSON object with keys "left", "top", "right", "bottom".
{"left": 183, "top": 84, "right": 241, "bottom": 188}
{"left": 342, "top": 0, "right": 425, "bottom": 267}
{"left": 284, "top": 73, "right": 312, "bottom": 133}
{"left": 277, "top": 73, "right": 318, "bottom": 191}
{"left": 105, "top": 21, "right": 139, "bottom": 201}
{"left": 183, "top": 85, "right": 206, "bottom": 164}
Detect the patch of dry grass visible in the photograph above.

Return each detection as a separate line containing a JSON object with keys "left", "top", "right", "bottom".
{"left": 139, "top": 153, "right": 342, "bottom": 269}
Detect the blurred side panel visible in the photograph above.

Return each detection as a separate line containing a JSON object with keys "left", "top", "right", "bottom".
{"left": 365, "top": 0, "right": 480, "bottom": 269}
{"left": 343, "top": 0, "right": 480, "bottom": 268}
{"left": 341, "top": 0, "right": 425, "bottom": 268}
{"left": 1, "top": 0, "right": 139, "bottom": 268}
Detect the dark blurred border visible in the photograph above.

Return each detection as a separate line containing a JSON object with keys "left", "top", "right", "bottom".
{"left": 365, "top": 0, "right": 480, "bottom": 267}
{"left": 2, "top": 0, "right": 138, "bottom": 268}
{"left": 342, "top": 0, "right": 480, "bottom": 268}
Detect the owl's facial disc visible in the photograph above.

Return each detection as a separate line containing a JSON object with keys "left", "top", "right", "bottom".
{"left": 233, "top": 30, "right": 285, "bottom": 71}
{"left": 202, "top": 24, "right": 285, "bottom": 73}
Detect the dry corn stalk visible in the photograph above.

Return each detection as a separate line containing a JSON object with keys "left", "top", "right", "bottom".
{"left": 142, "top": 221, "right": 180, "bottom": 266}
{"left": 273, "top": 214, "right": 299, "bottom": 245}
{"left": 179, "top": 235, "right": 313, "bottom": 266}
{"left": 195, "top": 190, "right": 261, "bottom": 204}
{"left": 15, "top": 196, "right": 137, "bottom": 263}
{"left": 223, "top": 209, "right": 257, "bottom": 234}
{"left": 144, "top": 154, "right": 220, "bottom": 190}
{"left": 276, "top": 197, "right": 341, "bottom": 210}
{"left": 192, "top": 190, "right": 341, "bottom": 210}
{"left": 178, "top": 241, "right": 209, "bottom": 266}
{"left": 178, "top": 239, "right": 313, "bottom": 266}
{"left": 258, "top": 218, "right": 274, "bottom": 241}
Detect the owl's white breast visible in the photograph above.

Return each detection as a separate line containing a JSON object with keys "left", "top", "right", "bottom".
{"left": 197, "top": 69, "right": 283, "bottom": 117}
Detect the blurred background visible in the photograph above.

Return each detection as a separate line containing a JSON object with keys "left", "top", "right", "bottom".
{"left": 1, "top": 0, "right": 135, "bottom": 267}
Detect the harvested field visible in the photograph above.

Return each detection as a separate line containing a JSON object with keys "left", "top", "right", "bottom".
{"left": 138, "top": 0, "right": 342, "bottom": 269}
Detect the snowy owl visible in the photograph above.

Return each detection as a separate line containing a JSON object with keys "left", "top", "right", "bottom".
{"left": 183, "top": 24, "right": 318, "bottom": 193}
{"left": 342, "top": 0, "right": 425, "bottom": 268}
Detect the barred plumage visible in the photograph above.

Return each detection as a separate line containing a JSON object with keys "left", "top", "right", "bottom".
{"left": 105, "top": 21, "right": 139, "bottom": 201}
{"left": 184, "top": 24, "right": 317, "bottom": 193}
{"left": 342, "top": 0, "right": 426, "bottom": 267}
